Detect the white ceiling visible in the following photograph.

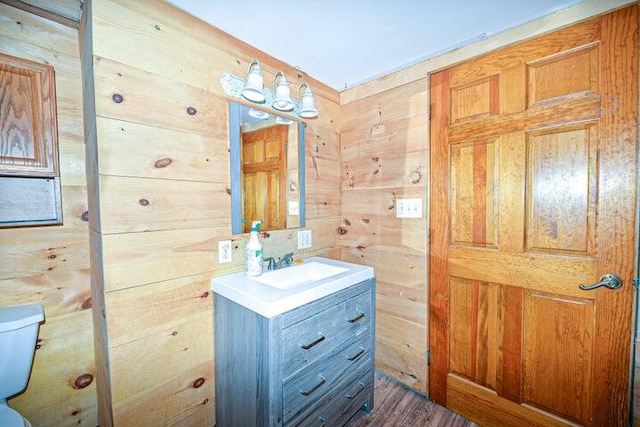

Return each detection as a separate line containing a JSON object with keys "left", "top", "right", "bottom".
{"left": 167, "top": 0, "right": 583, "bottom": 92}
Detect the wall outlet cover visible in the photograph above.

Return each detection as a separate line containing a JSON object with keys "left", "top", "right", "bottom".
{"left": 218, "top": 240, "right": 232, "bottom": 263}
{"left": 298, "top": 230, "right": 312, "bottom": 249}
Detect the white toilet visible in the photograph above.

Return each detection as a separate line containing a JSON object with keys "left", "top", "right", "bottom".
{"left": 0, "top": 303, "right": 44, "bottom": 427}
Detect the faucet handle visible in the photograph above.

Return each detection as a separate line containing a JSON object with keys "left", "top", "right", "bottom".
{"left": 280, "top": 252, "right": 294, "bottom": 267}
{"left": 264, "top": 257, "right": 277, "bottom": 270}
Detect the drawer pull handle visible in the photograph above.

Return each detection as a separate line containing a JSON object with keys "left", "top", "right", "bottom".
{"left": 347, "top": 312, "right": 365, "bottom": 323}
{"left": 346, "top": 381, "right": 366, "bottom": 399}
{"left": 347, "top": 347, "right": 365, "bottom": 362}
{"left": 300, "top": 333, "right": 325, "bottom": 350}
{"left": 301, "top": 375, "right": 326, "bottom": 396}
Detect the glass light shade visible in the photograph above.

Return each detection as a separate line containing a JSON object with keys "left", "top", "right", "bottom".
{"left": 298, "top": 85, "right": 318, "bottom": 119}
{"left": 241, "top": 60, "right": 266, "bottom": 103}
{"left": 248, "top": 108, "right": 269, "bottom": 119}
{"left": 272, "top": 72, "right": 294, "bottom": 111}
{"left": 275, "top": 116, "right": 293, "bottom": 125}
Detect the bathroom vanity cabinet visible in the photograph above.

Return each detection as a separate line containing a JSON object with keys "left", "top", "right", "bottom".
{"left": 213, "top": 274, "right": 375, "bottom": 427}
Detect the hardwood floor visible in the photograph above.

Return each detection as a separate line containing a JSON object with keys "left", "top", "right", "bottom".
{"left": 347, "top": 374, "right": 479, "bottom": 426}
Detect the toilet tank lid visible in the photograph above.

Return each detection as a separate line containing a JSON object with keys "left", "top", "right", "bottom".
{"left": 0, "top": 303, "right": 44, "bottom": 332}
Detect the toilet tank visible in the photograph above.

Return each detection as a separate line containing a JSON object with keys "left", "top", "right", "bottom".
{"left": 0, "top": 303, "right": 44, "bottom": 399}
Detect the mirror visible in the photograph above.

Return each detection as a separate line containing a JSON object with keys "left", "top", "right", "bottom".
{"left": 230, "top": 102, "right": 306, "bottom": 234}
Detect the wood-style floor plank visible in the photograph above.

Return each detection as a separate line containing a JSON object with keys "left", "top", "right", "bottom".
{"left": 347, "top": 374, "right": 479, "bottom": 426}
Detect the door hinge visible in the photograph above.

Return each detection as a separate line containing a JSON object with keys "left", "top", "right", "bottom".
{"left": 427, "top": 348, "right": 431, "bottom": 366}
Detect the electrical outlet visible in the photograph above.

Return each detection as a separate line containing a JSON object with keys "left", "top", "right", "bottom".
{"left": 298, "top": 230, "right": 312, "bottom": 249}
{"left": 218, "top": 240, "right": 232, "bottom": 263}
{"left": 396, "top": 198, "right": 423, "bottom": 218}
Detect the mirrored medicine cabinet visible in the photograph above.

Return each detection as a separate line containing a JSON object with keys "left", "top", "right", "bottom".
{"left": 229, "top": 102, "right": 306, "bottom": 234}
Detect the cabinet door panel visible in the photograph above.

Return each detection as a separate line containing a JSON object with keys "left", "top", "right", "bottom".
{"left": 0, "top": 53, "right": 58, "bottom": 176}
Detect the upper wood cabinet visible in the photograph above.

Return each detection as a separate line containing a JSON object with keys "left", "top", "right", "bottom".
{"left": 0, "top": 53, "right": 59, "bottom": 176}
{"left": 0, "top": 53, "right": 62, "bottom": 227}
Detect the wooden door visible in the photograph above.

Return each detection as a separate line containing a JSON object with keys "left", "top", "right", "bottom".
{"left": 241, "top": 125, "right": 287, "bottom": 233}
{"left": 429, "top": 6, "right": 638, "bottom": 427}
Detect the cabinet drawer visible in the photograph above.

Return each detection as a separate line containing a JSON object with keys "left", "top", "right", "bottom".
{"left": 283, "top": 332, "right": 371, "bottom": 422}
{"left": 287, "top": 360, "right": 373, "bottom": 427}
{"left": 283, "top": 290, "right": 371, "bottom": 378}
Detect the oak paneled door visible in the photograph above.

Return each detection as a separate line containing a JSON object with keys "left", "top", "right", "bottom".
{"left": 241, "top": 125, "right": 288, "bottom": 233}
{"left": 429, "top": 6, "right": 638, "bottom": 427}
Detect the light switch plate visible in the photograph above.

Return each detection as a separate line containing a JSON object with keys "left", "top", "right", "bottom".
{"left": 396, "top": 198, "right": 423, "bottom": 218}
{"left": 218, "top": 240, "right": 232, "bottom": 263}
{"left": 288, "top": 201, "right": 300, "bottom": 216}
{"left": 298, "top": 230, "right": 312, "bottom": 249}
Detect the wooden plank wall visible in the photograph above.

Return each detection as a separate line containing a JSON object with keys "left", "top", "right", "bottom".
{"left": 83, "top": 0, "right": 341, "bottom": 425}
{"left": 0, "top": 3, "right": 98, "bottom": 426}
{"left": 2, "top": 0, "right": 635, "bottom": 426}
{"left": 340, "top": 81, "right": 429, "bottom": 392}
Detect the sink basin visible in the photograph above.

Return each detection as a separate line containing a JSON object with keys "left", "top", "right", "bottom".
{"left": 253, "top": 261, "right": 349, "bottom": 290}
{"left": 212, "top": 256, "right": 375, "bottom": 317}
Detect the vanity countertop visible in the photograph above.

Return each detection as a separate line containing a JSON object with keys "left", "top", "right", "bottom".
{"left": 210, "top": 256, "right": 374, "bottom": 318}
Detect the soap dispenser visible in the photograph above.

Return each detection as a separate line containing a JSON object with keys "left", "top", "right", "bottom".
{"left": 246, "top": 220, "right": 263, "bottom": 276}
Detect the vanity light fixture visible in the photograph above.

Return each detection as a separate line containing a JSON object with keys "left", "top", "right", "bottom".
{"left": 241, "top": 59, "right": 266, "bottom": 103}
{"left": 272, "top": 71, "right": 294, "bottom": 111}
{"left": 221, "top": 59, "right": 319, "bottom": 120}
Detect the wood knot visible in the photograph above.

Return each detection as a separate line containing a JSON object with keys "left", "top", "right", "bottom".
{"left": 48, "top": 254, "right": 57, "bottom": 260}
{"left": 139, "top": 199, "right": 150, "bottom": 206}
{"left": 346, "top": 175, "right": 354, "bottom": 188}
{"left": 371, "top": 156, "right": 379, "bottom": 162}
{"left": 81, "top": 211, "right": 89, "bottom": 222}
{"left": 81, "top": 297, "right": 92, "bottom": 310}
{"left": 226, "top": 187, "right": 231, "bottom": 195}
{"left": 202, "top": 398, "right": 210, "bottom": 405}
{"left": 343, "top": 219, "right": 352, "bottom": 226}
{"left": 193, "top": 377, "right": 205, "bottom": 388}
{"left": 154, "top": 24, "right": 161, "bottom": 30}
{"left": 73, "top": 373, "right": 93, "bottom": 389}
{"left": 154, "top": 158, "right": 172, "bottom": 168}
{"left": 187, "top": 106, "right": 197, "bottom": 115}
{"left": 362, "top": 218, "right": 370, "bottom": 224}
{"left": 112, "top": 93, "right": 124, "bottom": 104}
{"left": 201, "top": 291, "right": 209, "bottom": 298}
{"left": 336, "top": 227, "right": 348, "bottom": 235}
{"left": 409, "top": 170, "right": 422, "bottom": 184}
{"left": 171, "top": 331, "right": 178, "bottom": 336}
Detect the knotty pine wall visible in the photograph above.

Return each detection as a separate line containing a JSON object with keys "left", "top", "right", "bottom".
{"left": 340, "top": 82, "right": 429, "bottom": 392}
{"left": 2, "top": 0, "right": 636, "bottom": 425}
{"left": 82, "top": 0, "right": 340, "bottom": 425}
{"left": 0, "top": 3, "right": 97, "bottom": 426}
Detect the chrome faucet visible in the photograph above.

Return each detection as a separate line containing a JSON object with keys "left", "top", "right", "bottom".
{"left": 265, "top": 252, "right": 294, "bottom": 270}
{"left": 278, "top": 252, "right": 294, "bottom": 268}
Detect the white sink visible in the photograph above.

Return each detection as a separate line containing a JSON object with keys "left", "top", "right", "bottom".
{"left": 211, "top": 256, "right": 374, "bottom": 318}
{"left": 253, "top": 261, "right": 349, "bottom": 290}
